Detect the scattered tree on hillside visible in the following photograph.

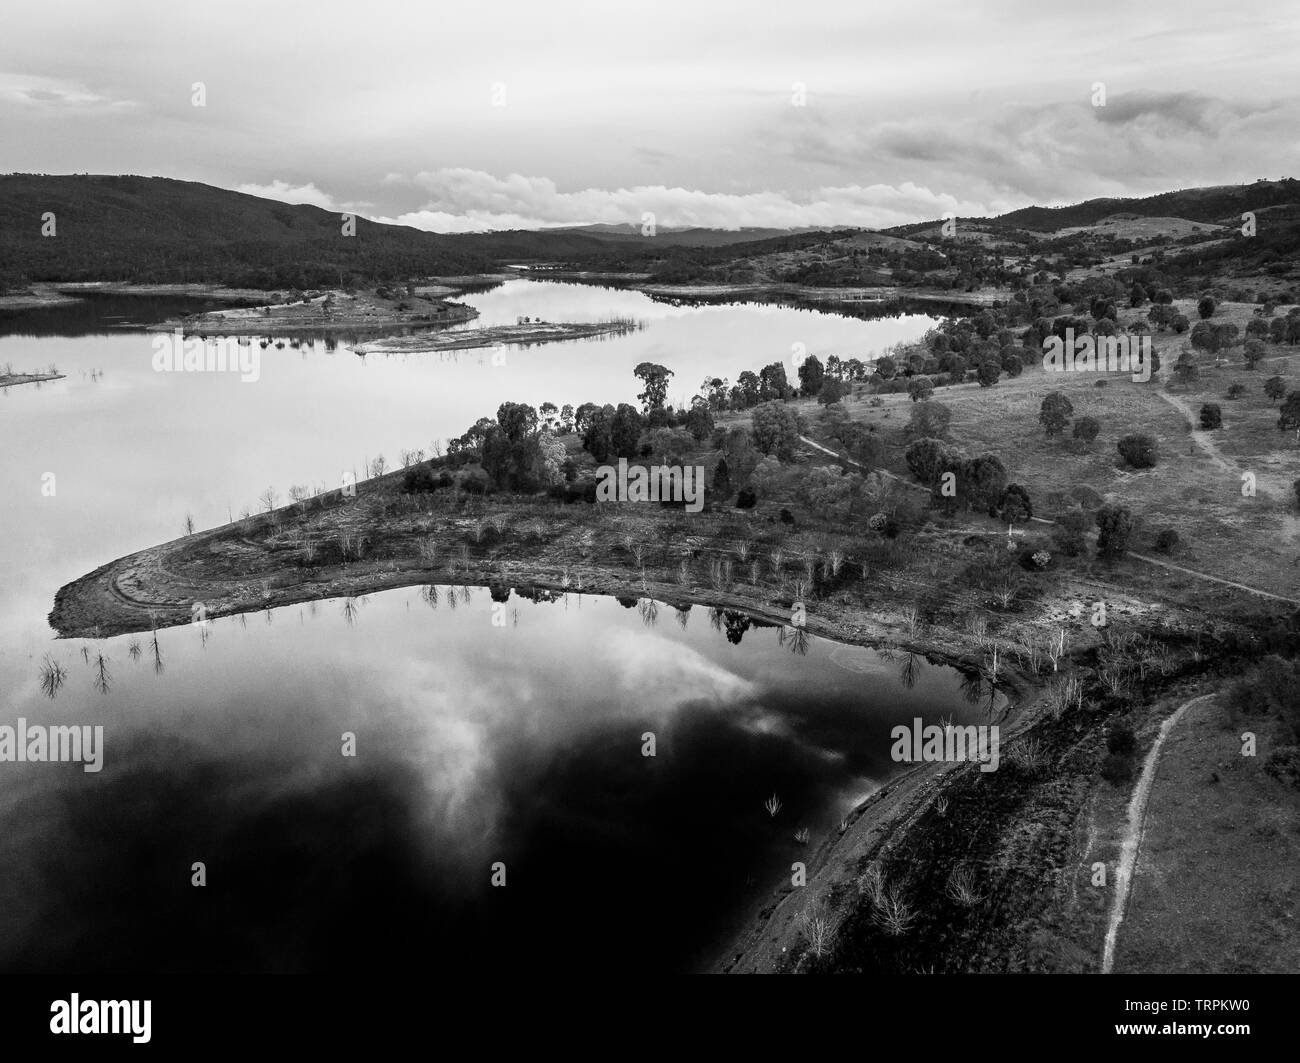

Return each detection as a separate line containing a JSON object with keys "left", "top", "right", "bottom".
{"left": 1039, "top": 392, "right": 1073, "bottom": 437}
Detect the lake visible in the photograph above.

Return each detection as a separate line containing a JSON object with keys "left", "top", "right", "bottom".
{"left": 0, "top": 280, "right": 990, "bottom": 972}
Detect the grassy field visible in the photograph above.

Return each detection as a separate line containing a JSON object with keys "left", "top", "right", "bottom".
{"left": 1116, "top": 694, "right": 1300, "bottom": 973}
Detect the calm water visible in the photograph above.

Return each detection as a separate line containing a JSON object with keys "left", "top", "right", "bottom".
{"left": 0, "top": 280, "right": 986, "bottom": 973}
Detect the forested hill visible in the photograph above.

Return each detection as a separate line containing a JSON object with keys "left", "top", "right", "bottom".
{"left": 990, "top": 179, "right": 1300, "bottom": 232}
{"left": 0, "top": 173, "right": 495, "bottom": 288}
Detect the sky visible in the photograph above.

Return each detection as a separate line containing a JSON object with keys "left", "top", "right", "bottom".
{"left": 2, "top": 0, "right": 1298, "bottom": 231}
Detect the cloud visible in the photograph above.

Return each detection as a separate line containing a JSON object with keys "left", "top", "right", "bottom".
{"left": 0, "top": 73, "right": 135, "bottom": 110}
{"left": 235, "top": 180, "right": 342, "bottom": 210}
{"left": 785, "top": 91, "right": 1300, "bottom": 209}
{"left": 379, "top": 168, "right": 996, "bottom": 231}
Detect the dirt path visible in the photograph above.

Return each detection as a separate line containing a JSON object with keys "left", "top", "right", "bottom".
{"left": 1101, "top": 693, "right": 1216, "bottom": 973}
{"left": 1151, "top": 390, "right": 1237, "bottom": 474}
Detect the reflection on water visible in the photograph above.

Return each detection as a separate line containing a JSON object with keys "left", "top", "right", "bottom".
{"left": 0, "top": 280, "right": 957, "bottom": 973}
{"left": 1, "top": 587, "right": 994, "bottom": 973}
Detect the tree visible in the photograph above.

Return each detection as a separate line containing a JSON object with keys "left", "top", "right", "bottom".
{"left": 1173, "top": 347, "right": 1199, "bottom": 384}
{"left": 731, "top": 370, "right": 760, "bottom": 409}
{"left": 1001, "top": 351, "right": 1024, "bottom": 377}
{"left": 1147, "top": 304, "right": 1175, "bottom": 330}
{"left": 1265, "top": 375, "right": 1287, "bottom": 404}
{"left": 1117, "top": 433, "right": 1158, "bottom": 468}
{"left": 797, "top": 354, "right": 825, "bottom": 398}
{"left": 874, "top": 355, "right": 898, "bottom": 380}
{"left": 573, "top": 402, "right": 600, "bottom": 434}
{"left": 1129, "top": 283, "right": 1146, "bottom": 308}
{"left": 817, "top": 376, "right": 846, "bottom": 405}
{"left": 1190, "top": 321, "right": 1218, "bottom": 355}
{"left": 908, "top": 400, "right": 952, "bottom": 439}
{"left": 1279, "top": 391, "right": 1300, "bottom": 432}
{"left": 712, "top": 456, "right": 733, "bottom": 501}
{"left": 1171, "top": 313, "right": 1190, "bottom": 334}
{"left": 496, "top": 401, "right": 538, "bottom": 443}
{"left": 1053, "top": 508, "right": 1089, "bottom": 557}
{"left": 633, "top": 362, "right": 674, "bottom": 413}
{"left": 799, "top": 466, "right": 860, "bottom": 521}
{"left": 907, "top": 376, "right": 935, "bottom": 402}
{"left": 1213, "top": 322, "right": 1239, "bottom": 350}
{"left": 1244, "top": 338, "right": 1266, "bottom": 369}
{"left": 839, "top": 422, "right": 884, "bottom": 469}
{"left": 976, "top": 361, "right": 1001, "bottom": 388}
{"left": 1073, "top": 415, "right": 1100, "bottom": 443}
{"left": 999, "top": 483, "right": 1033, "bottom": 524}
{"left": 758, "top": 361, "right": 791, "bottom": 402}
{"left": 1197, "top": 295, "right": 1216, "bottom": 319}
{"left": 1095, "top": 504, "right": 1134, "bottom": 558}
{"left": 610, "top": 403, "right": 644, "bottom": 458}
{"left": 1246, "top": 318, "right": 1270, "bottom": 340}
{"left": 1039, "top": 392, "right": 1073, "bottom": 437}
{"left": 960, "top": 453, "right": 1007, "bottom": 515}
{"left": 684, "top": 403, "right": 714, "bottom": 441}
{"left": 905, "top": 438, "right": 949, "bottom": 485}
{"left": 1199, "top": 403, "right": 1222, "bottom": 430}
{"left": 749, "top": 455, "right": 782, "bottom": 498}
{"left": 751, "top": 402, "right": 801, "bottom": 461}
{"left": 721, "top": 427, "right": 760, "bottom": 485}
{"left": 700, "top": 376, "right": 730, "bottom": 411}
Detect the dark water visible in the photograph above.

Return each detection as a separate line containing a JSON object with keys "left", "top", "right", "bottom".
{"left": 0, "top": 281, "right": 989, "bottom": 973}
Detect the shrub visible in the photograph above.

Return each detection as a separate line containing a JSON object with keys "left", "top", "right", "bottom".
{"left": 1052, "top": 508, "right": 1089, "bottom": 557}
{"left": 1264, "top": 748, "right": 1300, "bottom": 791}
{"left": 1072, "top": 416, "right": 1100, "bottom": 443}
{"left": 1197, "top": 295, "right": 1216, "bottom": 319}
{"left": 904, "top": 438, "right": 950, "bottom": 484}
{"left": 1154, "top": 527, "right": 1179, "bottom": 553}
{"left": 1100, "top": 752, "right": 1135, "bottom": 785}
{"left": 1039, "top": 392, "right": 1073, "bottom": 437}
{"left": 735, "top": 487, "right": 757, "bottom": 509}
{"left": 1117, "top": 433, "right": 1158, "bottom": 468}
{"left": 1227, "top": 382, "right": 1246, "bottom": 399}
{"left": 1199, "top": 403, "right": 1222, "bottom": 430}
{"left": 1107, "top": 719, "right": 1137, "bottom": 756}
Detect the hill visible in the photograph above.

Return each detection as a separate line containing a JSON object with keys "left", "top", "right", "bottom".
{"left": 0, "top": 173, "right": 495, "bottom": 288}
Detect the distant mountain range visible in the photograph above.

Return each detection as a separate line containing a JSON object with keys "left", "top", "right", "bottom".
{"left": 1, "top": 172, "right": 1295, "bottom": 290}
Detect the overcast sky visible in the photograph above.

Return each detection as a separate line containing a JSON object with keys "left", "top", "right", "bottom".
{"left": 2, "top": 0, "right": 1297, "bottom": 231}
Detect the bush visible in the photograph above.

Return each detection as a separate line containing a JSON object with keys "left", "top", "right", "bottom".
{"left": 735, "top": 487, "right": 757, "bottom": 509}
{"left": 1117, "top": 433, "right": 1158, "bottom": 468}
{"left": 1052, "top": 508, "right": 1089, "bottom": 557}
{"left": 1100, "top": 752, "right": 1135, "bottom": 785}
{"left": 1227, "top": 382, "right": 1246, "bottom": 399}
{"left": 1107, "top": 719, "right": 1137, "bottom": 756}
{"left": 1199, "top": 403, "right": 1222, "bottom": 430}
{"left": 1154, "top": 527, "right": 1179, "bottom": 553}
{"left": 1072, "top": 416, "right": 1100, "bottom": 443}
{"left": 402, "top": 465, "right": 453, "bottom": 493}
{"left": 1264, "top": 747, "right": 1300, "bottom": 791}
